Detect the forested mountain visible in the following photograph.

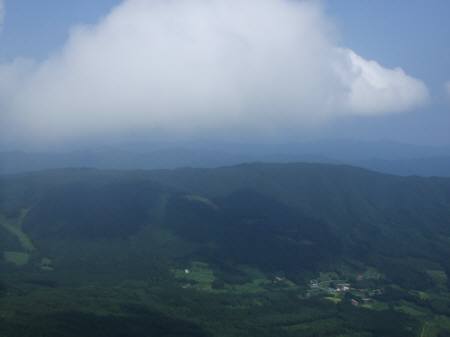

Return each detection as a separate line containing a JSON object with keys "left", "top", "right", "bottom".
{"left": 2, "top": 163, "right": 450, "bottom": 336}
{"left": 1, "top": 140, "right": 449, "bottom": 177}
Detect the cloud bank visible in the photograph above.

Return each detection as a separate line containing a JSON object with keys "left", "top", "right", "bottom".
{"left": 0, "top": 0, "right": 429, "bottom": 144}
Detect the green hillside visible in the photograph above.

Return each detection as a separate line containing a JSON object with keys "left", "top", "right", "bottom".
{"left": 1, "top": 163, "right": 450, "bottom": 336}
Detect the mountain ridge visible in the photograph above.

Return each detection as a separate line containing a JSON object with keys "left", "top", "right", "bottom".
{"left": 2, "top": 162, "right": 450, "bottom": 336}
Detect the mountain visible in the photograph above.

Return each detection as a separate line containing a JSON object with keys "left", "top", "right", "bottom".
{"left": 358, "top": 156, "right": 450, "bottom": 177}
{"left": 2, "top": 163, "right": 450, "bottom": 336}
{"left": 1, "top": 140, "right": 450, "bottom": 177}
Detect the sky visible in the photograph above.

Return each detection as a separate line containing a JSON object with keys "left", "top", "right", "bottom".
{"left": 0, "top": 0, "right": 449, "bottom": 150}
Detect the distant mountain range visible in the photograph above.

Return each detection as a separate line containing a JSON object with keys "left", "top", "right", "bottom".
{"left": 1, "top": 140, "right": 450, "bottom": 176}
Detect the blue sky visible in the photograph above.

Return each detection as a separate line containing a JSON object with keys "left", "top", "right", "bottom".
{"left": 326, "top": 0, "right": 450, "bottom": 94}
{"left": 325, "top": 0, "right": 450, "bottom": 146}
{"left": 0, "top": 0, "right": 449, "bottom": 147}
{"left": 0, "top": 0, "right": 119, "bottom": 61}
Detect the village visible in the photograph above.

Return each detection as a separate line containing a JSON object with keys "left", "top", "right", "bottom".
{"left": 173, "top": 262, "right": 386, "bottom": 309}
{"left": 306, "top": 271, "right": 384, "bottom": 307}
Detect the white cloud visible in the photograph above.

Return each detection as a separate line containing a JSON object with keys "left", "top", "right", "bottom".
{"left": 335, "top": 49, "right": 429, "bottom": 115}
{"left": 0, "top": 58, "right": 34, "bottom": 107}
{"left": 0, "top": 0, "right": 429, "bottom": 144}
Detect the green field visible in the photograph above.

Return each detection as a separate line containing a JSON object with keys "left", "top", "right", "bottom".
{"left": 3, "top": 251, "right": 30, "bottom": 266}
{"left": 1, "top": 210, "right": 35, "bottom": 266}
{"left": 1, "top": 211, "right": 35, "bottom": 252}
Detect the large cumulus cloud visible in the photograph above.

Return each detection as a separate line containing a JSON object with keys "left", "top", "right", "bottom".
{"left": 0, "top": 0, "right": 429, "bottom": 144}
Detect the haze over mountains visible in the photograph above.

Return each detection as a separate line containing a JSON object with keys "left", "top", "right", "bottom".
{"left": 1, "top": 139, "right": 450, "bottom": 177}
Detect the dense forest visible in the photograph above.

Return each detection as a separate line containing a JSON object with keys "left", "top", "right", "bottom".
{"left": 2, "top": 163, "right": 450, "bottom": 336}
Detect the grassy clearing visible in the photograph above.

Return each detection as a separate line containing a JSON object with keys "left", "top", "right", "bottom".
{"left": 225, "top": 277, "right": 270, "bottom": 294}
{"left": 325, "top": 296, "right": 342, "bottom": 304}
{"left": 395, "top": 301, "right": 429, "bottom": 317}
{"left": 419, "top": 316, "right": 450, "bottom": 337}
{"left": 184, "top": 195, "right": 219, "bottom": 210}
{"left": 1, "top": 210, "right": 35, "bottom": 267}
{"left": 0, "top": 210, "right": 35, "bottom": 253}
{"left": 360, "top": 300, "right": 389, "bottom": 311}
{"left": 173, "top": 261, "right": 215, "bottom": 290}
{"left": 3, "top": 251, "right": 30, "bottom": 266}
{"left": 426, "top": 270, "right": 448, "bottom": 288}
{"left": 223, "top": 266, "right": 272, "bottom": 293}
{"left": 411, "top": 291, "right": 431, "bottom": 301}
{"left": 419, "top": 321, "right": 440, "bottom": 337}
{"left": 173, "top": 262, "right": 297, "bottom": 294}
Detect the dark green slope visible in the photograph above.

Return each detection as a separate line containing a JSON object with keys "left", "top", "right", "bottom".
{"left": 23, "top": 180, "right": 168, "bottom": 239}
{"left": 1, "top": 163, "right": 450, "bottom": 278}
{"left": 2, "top": 163, "right": 450, "bottom": 336}
{"left": 149, "top": 164, "right": 450, "bottom": 283}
